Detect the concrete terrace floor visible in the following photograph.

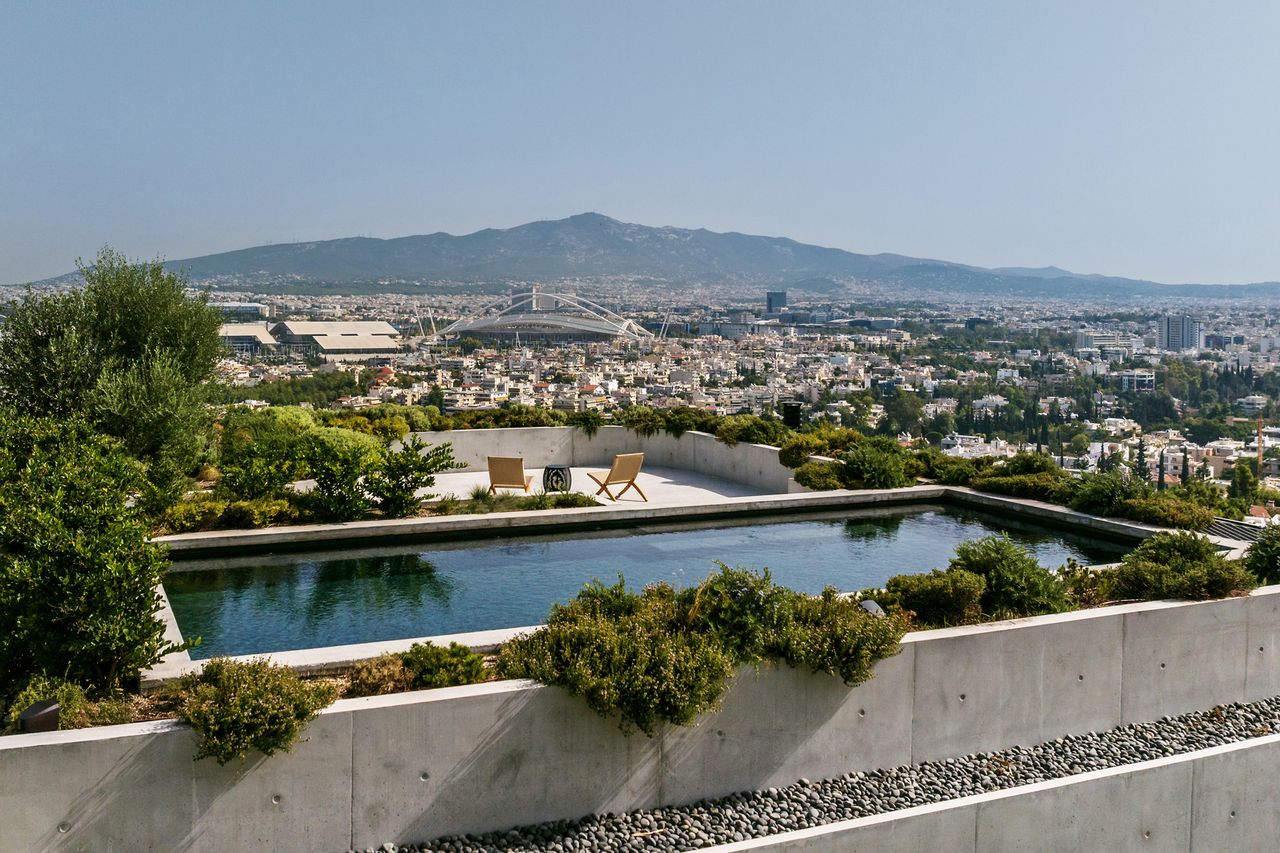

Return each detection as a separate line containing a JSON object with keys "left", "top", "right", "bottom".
{"left": 426, "top": 464, "right": 766, "bottom": 507}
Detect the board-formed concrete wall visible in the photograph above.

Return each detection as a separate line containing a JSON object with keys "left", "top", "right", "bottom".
{"left": 704, "top": 732, "right": 1280, "bottom": 852}
{"left": 3, "top": 588, "right": 1278, "bottom": 852}
{"left": 407, "top": 426, "right": 799, "bottom": 493}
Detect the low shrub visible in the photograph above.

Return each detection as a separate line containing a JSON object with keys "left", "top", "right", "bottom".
{"left": 778, "top": 434, "right": 827, "bottom": 469}
{"left": 219, "top": 498, "right": 297, "bottom": 529}
{"left": 879, "top": 569, "right": 986, "bottom": 627}
{"left": 218, "top": 445, "right": 298, "bottom": 501}
{"left": 5, "top": 676, "right": 88, "bottom": 732}
{"left": 566, "top": 410, "right": 604, "bottom": 437}
{"left": 839, "top": 440, "right": 910, "bottom": 489}
{"left": 345, "top": 653, "right": 414, "bottom": 698}
{"left": 714, "top": 414, "right": 790, "bottom": 448}
{"left": 901, "top": 453, "right": 928, "bottom": 480}
{"left": 1105, "top": 532, "right": 1254, "bottom": 602}
{"left": 794, "top": 460, "right": 843, "bottom": 491}
{"left": 497, "top": 568, "right": 907, "bottom": 734}
{"left": 969, "top": 472, "right": 1070, "bottom": 502}
{"left": 616, "top": 406, "right": 666, "bottom": 438}
{"left": 547, "top": 492, "right": 599, "bottom": 509}
{"left": 497, "top": 583, "right": 736, "bottom": 734}
{"left": 1244, "top": 525, "right": 1280, "bottom": 585}
{"left": 3, "top": 676, "right": 136, "bottom": 733}
{"left": 401, "top": 642, "right": 487, "bottom": 689}
{"left": 1116, "top": 497, "right": 1214, "bottom": 531}
{"left": 296, "top": 428, "right": 384, "bottom": 522}
{"left": 162, "top": 495, "right": 298, "bottom": 532}
{"left": 815, "top": 426, "right": 864, "bottom": 456}
{"left": 520, "top": 491, "right": 555, "bottom": 510}
{"left": 948, "top": 535, "right": 1068, "bottom": 618}
{"left": 774, "top": 587, "right": 907, "bottom": 684}
{"left": 662, "top": 406, "right": 721, "bottom": 438}
{"left": 934, "top": 459, "right": 978, "bottom": 485}
{"left": 1068, "top": 471, "right": 1149, "bottom": 517}
{"left": 162, "top": 494, "right": 229, "bottom": 533}
{"left": 677, "top": 565, "right": 790, "bottom": 663}
{"left": 1001, "top": 452, "right": 1061, "bottom": 476}
{"left": 1059, "top": 559, "right": 1109, "bottom": 609}
{"left": 178, "top": 658, "right": 337, "bottom": 764}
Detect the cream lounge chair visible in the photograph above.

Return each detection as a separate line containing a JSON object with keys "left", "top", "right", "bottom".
{"left": 487, "top": 456, "right": 533, "bottom": 494}
{"left": 588, "top": 452, "right": 647, "bottom": 502}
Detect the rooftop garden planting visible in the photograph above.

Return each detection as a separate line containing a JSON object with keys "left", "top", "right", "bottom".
{"left": 3, "top": 525, "right": 1271, "bottom": 765}
{"left": 497, "top": 565, "right": 908, "bottom": 734}
{"left": 860, "top": 531, "right": 1256, "bottom": 630}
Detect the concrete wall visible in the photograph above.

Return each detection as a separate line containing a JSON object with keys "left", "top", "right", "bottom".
{"left": 4, "top": 587, "right": 1279, "bottom": 852}
{"left": 407, "top": 426, "right": 799, "bottom": 493}
{"left": 705, "top": 733, "right": 1280, "bottom": 852}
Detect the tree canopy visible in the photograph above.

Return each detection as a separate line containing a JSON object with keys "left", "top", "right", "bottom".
{"left": 0, "top": 248, "right": 224, "bottom": 509}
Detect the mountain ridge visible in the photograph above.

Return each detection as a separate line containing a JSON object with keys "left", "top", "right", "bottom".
{"left": 32, "top": 213, "right": 1280, "bottom": 298}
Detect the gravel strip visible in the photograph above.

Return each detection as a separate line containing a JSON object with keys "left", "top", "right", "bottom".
{"left": 363, "top": 696, "right": 1280, "bottom": 853}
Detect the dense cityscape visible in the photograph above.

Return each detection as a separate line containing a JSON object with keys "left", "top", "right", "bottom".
{"left": 209, "top": 285, "right": 1280, "bottom": 517}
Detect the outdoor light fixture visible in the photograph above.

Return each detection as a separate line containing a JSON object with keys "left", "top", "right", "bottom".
{"left": 18, "top": 700, "right": 59, "bottom": 733}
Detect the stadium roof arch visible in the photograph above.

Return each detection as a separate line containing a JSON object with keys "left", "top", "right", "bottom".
{"left": 442, "top": 291, "right": 653, "bottom": 343}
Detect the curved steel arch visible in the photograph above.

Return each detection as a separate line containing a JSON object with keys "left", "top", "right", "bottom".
{"left": 442, "top": 291, "right": 653, "bottom": 340}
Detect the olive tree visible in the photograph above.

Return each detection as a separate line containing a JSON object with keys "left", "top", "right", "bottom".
{"left": 0, "top": 248, "right": 224, "bottom": 511}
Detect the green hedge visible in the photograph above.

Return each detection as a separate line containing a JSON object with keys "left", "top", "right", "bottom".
{"left": 794, "top": 460, "right": 843, "bottom": 490}
{"left": 1116, "top": 497, "right": 1215, "bottom": 530}
{"left": 948, "top": 535, "right": 1068, "bottom": 618}
{"left": 497, "top": 566, "right": 906, "bottom": 734}
{"left": 877, "top": 569, "right": 986, "bottom": 628}
{"left": 162, "top": 494, "right": 297, "bottom": 533}
{"left": 1244, "top": 525, "right": 1280, "bottom": 585}
{"left": 1105, "top": 532, "right": 1254, "bottom": 602}
{"left": 968, "top": 472, "right": 1070, "bottom": 502}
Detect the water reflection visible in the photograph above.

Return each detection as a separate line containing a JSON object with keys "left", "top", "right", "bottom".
{"left": 165, "top": 506, "right": 1131, "bottom": 658}
{"left": 842, "top": 514, "right": 905, "bottom": 543}
{"left": 300, "top": 553, "right": 456, "bottom": 626}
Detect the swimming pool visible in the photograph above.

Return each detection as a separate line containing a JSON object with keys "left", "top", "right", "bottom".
{"left": 164, "top": 504, "right": 1129, "bottom": 658}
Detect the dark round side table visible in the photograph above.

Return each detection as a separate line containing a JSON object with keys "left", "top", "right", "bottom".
{"left": 542, "top": 464, "right": 572, "bottom": 493}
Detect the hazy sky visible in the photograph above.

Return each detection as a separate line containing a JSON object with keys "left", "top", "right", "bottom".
{"left": 4, "top": 1, "right": 1280, "bottom": 284}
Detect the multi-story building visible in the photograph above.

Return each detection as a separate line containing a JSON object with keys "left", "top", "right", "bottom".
{"left": 1156, "top": 315, "right": 1202, "bottom": 352}
{"left": 1116, "top": 368, "right": 1156, "bottom": 393}
{"left": 1074, "top": 329, "right": 1136, "bottom": 352}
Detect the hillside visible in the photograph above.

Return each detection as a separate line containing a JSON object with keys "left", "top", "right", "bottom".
{"left": 35, "top": 213, "right": 1280, "bottom": 298}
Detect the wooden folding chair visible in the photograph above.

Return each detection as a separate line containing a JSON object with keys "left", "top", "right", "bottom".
{"left": 487, "top": 456, "right": 533, "bottom": 494}
{"left": 588, "top": 452, "right": 647, "bottom": 502}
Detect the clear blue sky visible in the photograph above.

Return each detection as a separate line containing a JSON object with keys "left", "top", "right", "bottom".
{"left": 4, "top": 1, "right": 1279, "bottom": 284}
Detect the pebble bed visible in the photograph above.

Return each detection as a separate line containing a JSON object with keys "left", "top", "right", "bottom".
{"left": 361, "top": 696, "right": 1280, "bottom": 853}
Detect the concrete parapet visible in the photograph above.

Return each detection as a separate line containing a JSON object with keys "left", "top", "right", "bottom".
{"left": 7, "top": 589, "right": 1280, "bottom": 850}
{"left": 408, "top": 426, "right": 800, "bottom": 494}
{"left": 705, "top": 733, "right": 1280, "bottom": 852}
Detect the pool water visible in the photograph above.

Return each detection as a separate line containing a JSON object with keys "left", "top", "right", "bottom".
{"left": 165, "top": 505, "right": 1128, "bottom": 658}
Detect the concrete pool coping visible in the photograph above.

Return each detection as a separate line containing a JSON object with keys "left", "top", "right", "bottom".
{"left": 142, "top": 486, "right": 1254, "bottom": 689}
{"left": 152, "top": 485, "right": 1193, "bottom": 558}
